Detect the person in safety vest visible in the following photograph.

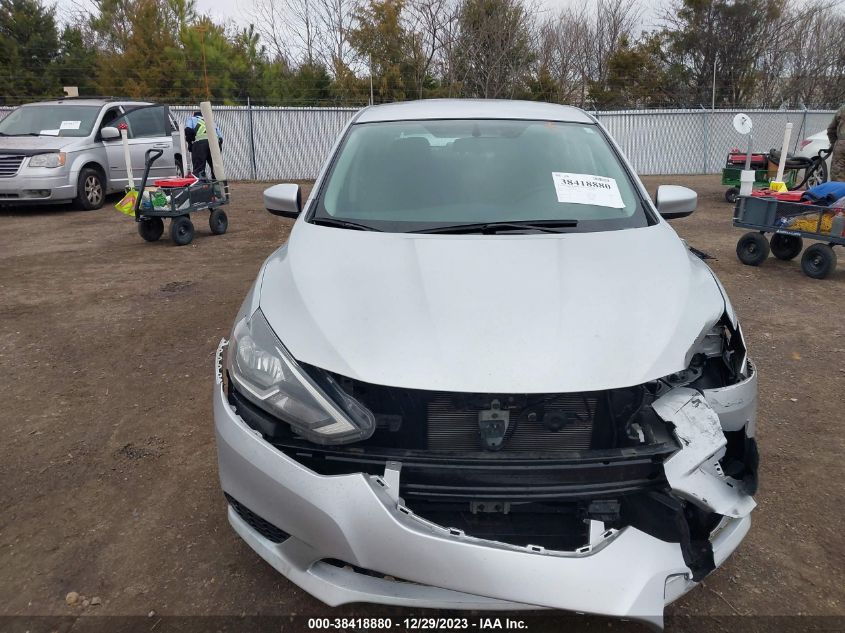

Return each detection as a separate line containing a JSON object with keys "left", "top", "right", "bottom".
{"left": 184, "top": 111, "right": 223, "bottom": 178}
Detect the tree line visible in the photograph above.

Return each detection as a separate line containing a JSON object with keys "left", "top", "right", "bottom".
{"left": 2, "top": 0, "right": 845, "bottom": 109}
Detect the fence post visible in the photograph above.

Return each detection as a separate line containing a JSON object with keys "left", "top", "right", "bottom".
{"left": 793, "top": 106, "right": 807, "bottom": 153}
{"left": 701, "top": 105, "right": 710, "bottom": 174}
{"left": 247, "top": 96, "right": 257, "bottom": 180}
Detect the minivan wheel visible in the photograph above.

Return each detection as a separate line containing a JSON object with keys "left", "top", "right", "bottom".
{"left": 800, "top": 243, "right": 837, "bottom": 279}
{"left": 74, "top": 168, "right": 105, "bottom": 210}
{"left": 170, "top": 216, "right": 194, "bottom": 246}
{"left": 138, "top": 217, "right": 164, "bottom": 242}
{"left": 770, "top": 233, "right": 803, "bottom": 260}
{"left": 736, "top": 232, "right": 770, "bottom": 266}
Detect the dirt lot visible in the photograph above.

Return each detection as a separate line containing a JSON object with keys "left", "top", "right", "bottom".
{"left": 1, "top": 176, "right": 843, "bottom": 632}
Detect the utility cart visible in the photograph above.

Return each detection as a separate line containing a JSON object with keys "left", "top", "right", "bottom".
{"left": 734, "top": 195, "right": 845, "bottom": 279}
{"left": 721, "top": 151, "right": 796, "bottom": 203}
{"left": 133, "top": 148, "right": 230, "bottom": 246}
{"left": 721, "top": 147, "right": 831, "bottom": 203}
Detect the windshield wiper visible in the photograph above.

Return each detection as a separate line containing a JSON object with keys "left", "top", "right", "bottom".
{"left": 413, "top": 219, "right": 579, "bottom": 234}
{"left": 310, "top": 217, "right": 382, "bottom": 232}
{"left": 0, "top": 132, "right": 40, "bottom": 136}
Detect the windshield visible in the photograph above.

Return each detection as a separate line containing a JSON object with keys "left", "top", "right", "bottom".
{"left": 316, "top": 119, "right": 651, "bottom": 233}
{"left": 0, "top": 105, "right": 100, "bottom": 138}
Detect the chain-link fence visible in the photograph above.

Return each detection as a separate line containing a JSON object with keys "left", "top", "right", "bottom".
{"left": 0, "top": 105, "right": 834, "bottom": 180}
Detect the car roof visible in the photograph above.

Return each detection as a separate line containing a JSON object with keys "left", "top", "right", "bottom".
{"left": 24, "top": 99, "right": 155, "bottom": 108}
{"left": 356, "top": 99, "right": 595, "bottom": 124}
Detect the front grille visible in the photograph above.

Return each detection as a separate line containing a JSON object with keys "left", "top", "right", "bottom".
{"left": 225, "top": 494, "right": 290, "bottom": 543}
{"left": 0, "top": 155, "right": 24, "bottom": 177}
{"left": 427, "top": 394, "right": 595, "bottom": 451}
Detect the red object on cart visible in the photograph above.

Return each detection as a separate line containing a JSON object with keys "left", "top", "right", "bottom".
{"left": 727, "top": 150, "right": 768, "bottom": 169}
{"left": 153, "top": 175, "right": 198, "bottom": 188}
{"left": 750, "top": 189, "right": 805, "bottom": 202}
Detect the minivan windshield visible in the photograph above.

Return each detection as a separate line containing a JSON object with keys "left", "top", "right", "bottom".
{"left": 0, "top": 105, "right": 100, "bottom": 138}
{"left": 317, "top": 119, "right": 651, "bottom": 233}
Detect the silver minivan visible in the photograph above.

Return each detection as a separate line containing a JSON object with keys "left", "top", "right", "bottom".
{"left": 0, "top": 98, "right": 181, "bottom": 209}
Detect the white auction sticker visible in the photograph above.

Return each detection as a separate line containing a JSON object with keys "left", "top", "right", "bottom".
{"left": 59, "top": 120, "right": 81, "bottom": 130}
{"left": 551, "top": 172, "right": 625, "bottom": 208}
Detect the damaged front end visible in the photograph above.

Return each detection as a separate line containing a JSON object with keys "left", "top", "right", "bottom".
{"left": 221, "top": 310, "right": 758, "bottom": 597}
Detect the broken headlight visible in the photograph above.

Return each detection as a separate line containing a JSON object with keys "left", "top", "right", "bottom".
{"left": 662, "top": 317, "right": 748, "bottom": 388}
{"left": 227, "top": 308, "right": 375, "bottom": 444}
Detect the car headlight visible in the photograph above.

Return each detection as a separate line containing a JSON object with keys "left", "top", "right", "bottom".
{"left": 662, "top": 315, "right": 748, "bottom": 388}
{"left": 29, "top": 153, "right": 66, "bottom": 168}
{"left": 227, "top": 308, "right": 375, "bottom": 444}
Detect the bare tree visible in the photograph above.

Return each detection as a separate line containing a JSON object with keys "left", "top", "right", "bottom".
{"left": 452, "top": 0, "right": 537, "bottom": 98}
{"left": 316, "top": 0, "right": 360, "bottom": 74}
{"left": 403, "top": 0, "right": 454, "bottom": 97}
{"left": 250, "top": 0, "right": 290, "bottom": 63}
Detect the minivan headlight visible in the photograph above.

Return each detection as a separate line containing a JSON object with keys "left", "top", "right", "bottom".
{"left": 29, "top": 153, "right": 66, "bottom": 168}
{"left": 227, "top": 308, "right": 375, "bottom": 444}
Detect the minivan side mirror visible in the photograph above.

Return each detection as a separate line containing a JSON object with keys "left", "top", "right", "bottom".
{"left": 655, "top": 185, "right": 697, "bottom": 219}
{"left": 101, "top": 126, "right": 120, "bottom": 140}
{"left": 264, "top": 183, "right": 302, "bottom": 218}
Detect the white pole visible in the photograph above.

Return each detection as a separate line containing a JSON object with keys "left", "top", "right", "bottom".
{"left": 121, "top": 127, "right": 134, "bottom": 189}
{"left": 200, "top": 101, "right": 226, "bottom": 181}
{"left": 775, "top": 122, "right": 793, "bottom": 184}
{"left": 178, "top": 121, "right": 189, "bottom": 177}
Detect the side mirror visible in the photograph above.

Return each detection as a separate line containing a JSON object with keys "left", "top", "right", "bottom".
{"left": 101, "top": 126, "right": 120, "bottom": 140}
{"left": 264, "top": 183, "right": 302, "bottom": 218}
{"left": 655, "top": 185, "right": 697, "bottom": 219}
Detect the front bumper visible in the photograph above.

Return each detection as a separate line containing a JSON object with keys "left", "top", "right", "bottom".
{"left": 214, "top": 343, "right": 755, "bottom": 625}
{"left": 0, "top": 172, "right": 75, "bottom": 203}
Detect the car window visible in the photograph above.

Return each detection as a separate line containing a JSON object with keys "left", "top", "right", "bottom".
{"left": 317, "top": 119, "right": 650, "bottom": 233}
{"left": 112, "top": 106, "right": 167, "bottom": 139}
{"left": 100, "top": 107, "right": 123, "bottom": 129}
{"left": 0, "top": 105, "right": 100, "bottom": 138}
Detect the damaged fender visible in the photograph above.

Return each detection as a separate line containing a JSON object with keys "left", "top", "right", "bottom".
{"left": 653, "top": 388, "right": 756, "bottom": 518}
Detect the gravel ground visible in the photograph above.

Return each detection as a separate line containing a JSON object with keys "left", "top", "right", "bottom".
{"left": 0, "top": 176, "right": 843, "bottom": 632}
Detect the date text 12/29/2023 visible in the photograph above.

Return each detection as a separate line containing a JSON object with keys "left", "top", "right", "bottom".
{"left": 307, "top": 617, "right": 529, "bottom": 630}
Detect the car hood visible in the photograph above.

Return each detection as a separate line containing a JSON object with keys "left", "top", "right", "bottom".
{"left": 259, "top": 221, "right": 726, "bottom": 393}
{"left": 0, "top": 135, "right": 81, "bottom": 155}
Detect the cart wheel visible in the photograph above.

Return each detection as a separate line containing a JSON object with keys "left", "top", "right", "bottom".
{"left": 724, "top": 187, "right": 740, "bottom": 204}
{"left": 770, "top": 233, "right": 803, "bottom": 260}
{"left": 209, "top": 209, "right": 228, "bottom": 235}
{"left": 170, "top": 216, "right": 194, "bottom": 246}
{"left": 800, "top": 244, "right": 837, "bottom": 279}
{"left": 138, "top": 217, "right": 164, "bottom": 242}
{"left": 736, "top": 232, "right": 770, "bottom": 266}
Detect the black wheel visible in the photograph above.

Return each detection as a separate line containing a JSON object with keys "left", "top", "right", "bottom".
{"left": 170, "top": 216, "right": 194, "bottom": 246}
{"left": 800, "top": 243, "right": 837, "bottom": 279}
{"left": 209, "top": 209, "right": 228, "bottom": 235}
{"left": 736, "top": 232, "right": 770, "bottom": 266}
{"left": 770, "top": 233, "right": 803, "bottom": 260}
{"left": 724, "top": 187, "right": 740, "bottom": 203}
{"left": 138, "top": 217, "right": 164, "bottom": 242}
{"left": 74, "top": 167, "right": 105, "bottom": 210}
{"left": 805, "top": 159, "right": 828, "bottom": 188}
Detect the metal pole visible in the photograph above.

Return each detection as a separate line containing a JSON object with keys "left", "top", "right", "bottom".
{"left": 369, "top": 55, "right": 374, "bottom": 105}
{"left": 711, "top": 56, "right": 717, "bottom": 111}
{"left": 793, "top": 107, "right": 807, "bottom": 153}
{"left": 701, "top": 105, "right": 709, "bottom": 174}
{"left": 247, "top": 96, "right": 257, "bottom": 180}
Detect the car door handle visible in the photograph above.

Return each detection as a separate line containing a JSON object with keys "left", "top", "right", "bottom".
{"left": 153, "top": 143, "right": 170, "bottom": 149}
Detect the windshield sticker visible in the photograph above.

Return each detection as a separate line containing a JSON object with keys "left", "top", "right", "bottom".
{"left": 551, "top": 172, "right": 625, "bottom": 208}
{"left": 59, "top": 120, "right": 81, "bottom": 130}
{"left": 39, "top": 129, "right": 60, "bottom": 136}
